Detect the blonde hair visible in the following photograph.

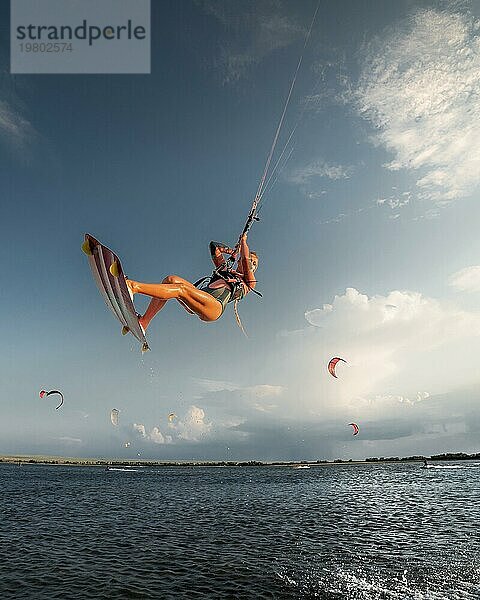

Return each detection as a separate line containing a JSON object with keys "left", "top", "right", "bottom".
{"left": 234, "top": 300, "right": 247, "bottom": 337}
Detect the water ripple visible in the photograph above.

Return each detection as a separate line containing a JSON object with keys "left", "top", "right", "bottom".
{"left": 0, "top": 463, "right": 477, "bottom": 598}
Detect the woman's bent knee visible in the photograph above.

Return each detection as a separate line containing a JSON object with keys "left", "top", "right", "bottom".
{"left": 162, "top": 274, "right": 181, "bottom": 284}
{"left": 199, "top": 314, "right": 220, "bottom": 322}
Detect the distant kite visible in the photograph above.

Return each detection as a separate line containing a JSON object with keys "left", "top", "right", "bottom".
{"left": 124, "top": 441, "right": 131, "bottom": 448}
{"left": 348, "top": 422, "right": 359, "bottom": 436}
{"left": 39, "top": 390, "right": 64, "bottom": 410}
{"left": 328, "top": 357, "right": 346, "bottom": 378}
{"left": 110, "top": 409, "right": 119, "bottom": 427}
{"left": 168, "top": 413, "right": 177, "bottom": 423}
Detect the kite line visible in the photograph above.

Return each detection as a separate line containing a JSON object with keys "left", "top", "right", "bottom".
{"left": 231, "top": 1, "right": 321, "bottom": 260}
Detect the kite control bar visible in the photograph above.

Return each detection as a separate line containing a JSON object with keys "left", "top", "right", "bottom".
{"left": 229, "top": 199, "right": 260, "bottom": 264}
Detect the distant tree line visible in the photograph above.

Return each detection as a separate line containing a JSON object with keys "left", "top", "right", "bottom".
{"left": 1, "top": 452, "right": 479, "bottom": 467}
{"left": 365, "top": 452, "right": 480, "bottom": 462}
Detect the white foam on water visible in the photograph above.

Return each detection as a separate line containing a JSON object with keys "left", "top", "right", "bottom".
{"left": 277, "top": 564, "right": 478, "bottom": 599}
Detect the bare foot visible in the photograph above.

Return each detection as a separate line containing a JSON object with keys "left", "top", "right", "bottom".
{"left": 125, "top": 278, "right": 136, "bottom": 297}
{"left": 138, "top": 315, "right": 148, "bottom": 333}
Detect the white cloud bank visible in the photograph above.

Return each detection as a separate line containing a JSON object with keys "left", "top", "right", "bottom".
{"left": 132, "top": 405, "right": 211, "bottom": 445}
{"left": 302, "top": 286, "right": 480, "bottom": 408}
{"left": 306, "top": 287, "right": 480, "bottom": 352}
{"left": 174, "top": 405, "right": 211, "bottom": 441}
{"left": 133, "top": 422, "right": 172, "bottom": 444}
{"left": 356, "top": 8, "right": 480, "bottom": 203}
{"left": 449, "top": 265, "right": 480, "bottom": 292}
{"left": 128, "top": 281, "right": 480, "bottom": 456}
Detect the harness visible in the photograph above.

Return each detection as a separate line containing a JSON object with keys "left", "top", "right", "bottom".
{"left": 193, "top": 268, "right": 262, "bottom": 302}
{"left": 195, "top": 266, "right": 261, "bottom": 336}
{"left": 194, "top": 268, "right": 262, "bottom": 301}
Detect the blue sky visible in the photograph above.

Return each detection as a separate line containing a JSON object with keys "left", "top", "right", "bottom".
{"left": 1, "top": 0, "right": 480, "bottom": 460}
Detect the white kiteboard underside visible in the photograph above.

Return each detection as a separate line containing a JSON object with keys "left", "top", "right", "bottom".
{"left": 83, "top": 233, "right": 149, "bottom": 350}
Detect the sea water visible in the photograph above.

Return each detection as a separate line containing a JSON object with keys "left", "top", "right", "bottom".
{"left": 0, "top": 462, "right": 478, "bottom": 598}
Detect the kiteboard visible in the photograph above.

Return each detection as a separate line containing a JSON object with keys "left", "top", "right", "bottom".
{"left": 82, "top": 233, "right": 149, "bottom": 352}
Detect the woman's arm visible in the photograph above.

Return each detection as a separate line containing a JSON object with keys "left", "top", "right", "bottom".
{"left": 209, "top": 241, "right": 235, "bottom": 269}
{"left": 239, "top": 235, "right": 256, "bottom": 289}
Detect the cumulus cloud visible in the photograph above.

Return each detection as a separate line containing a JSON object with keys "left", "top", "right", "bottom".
{"left": 199, "top": 0, "right": 304, "bottom": 83}
{"left": 449, "top": 266, "right": 480, "bottom": 292}
{"left": 126, "top": 281, "right": 480, "bottom": 457}
{"left": 184, "top": 355, "right": 467, "bottom": 453}
{"left": 300, "top": 286, "right": 480, "bottom": 411}
{"left": 305, "top": 287, "right": 480, "bottom": 350}
{"left": 133, "top": 423, "right": 147, "bottom": 438}
{"left": 148, "top": 427, "right": 166, "bottom": 444}
{"left": 355, "top": 8, "right": 480, "bottom": 203}
{"left": 132, "top": 423, "right": 172, "bottom": 445}
{"left": 173, "top": 406, "right": 211, "bottom": 441}
{"left": 147, "top": 384, "right": 287, "bottom": 451}
{"left": 131, "top": 406, "right": 211, "bottom": 445}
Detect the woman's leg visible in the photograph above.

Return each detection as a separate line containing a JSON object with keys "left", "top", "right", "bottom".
{"left": 138, "top": 275, "right": 191, "bottom": 330}
{"left": 126, "top": 275, "right": 223, "bottom": 329}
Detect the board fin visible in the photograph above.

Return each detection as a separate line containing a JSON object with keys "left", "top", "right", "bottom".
{"left": 81, "top": 239, "right": 93, "bottom": 255}
{"left": 109, "top": 261, "right": 120, "bottom": 277}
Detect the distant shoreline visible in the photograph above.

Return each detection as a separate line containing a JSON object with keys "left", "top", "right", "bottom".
{"left": 0, "top": 452, "right": 478, "bottom": 468}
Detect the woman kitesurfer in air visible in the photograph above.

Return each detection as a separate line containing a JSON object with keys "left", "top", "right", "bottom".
{"left": 125, "top": 234, "right": 258, "bottom": 332}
